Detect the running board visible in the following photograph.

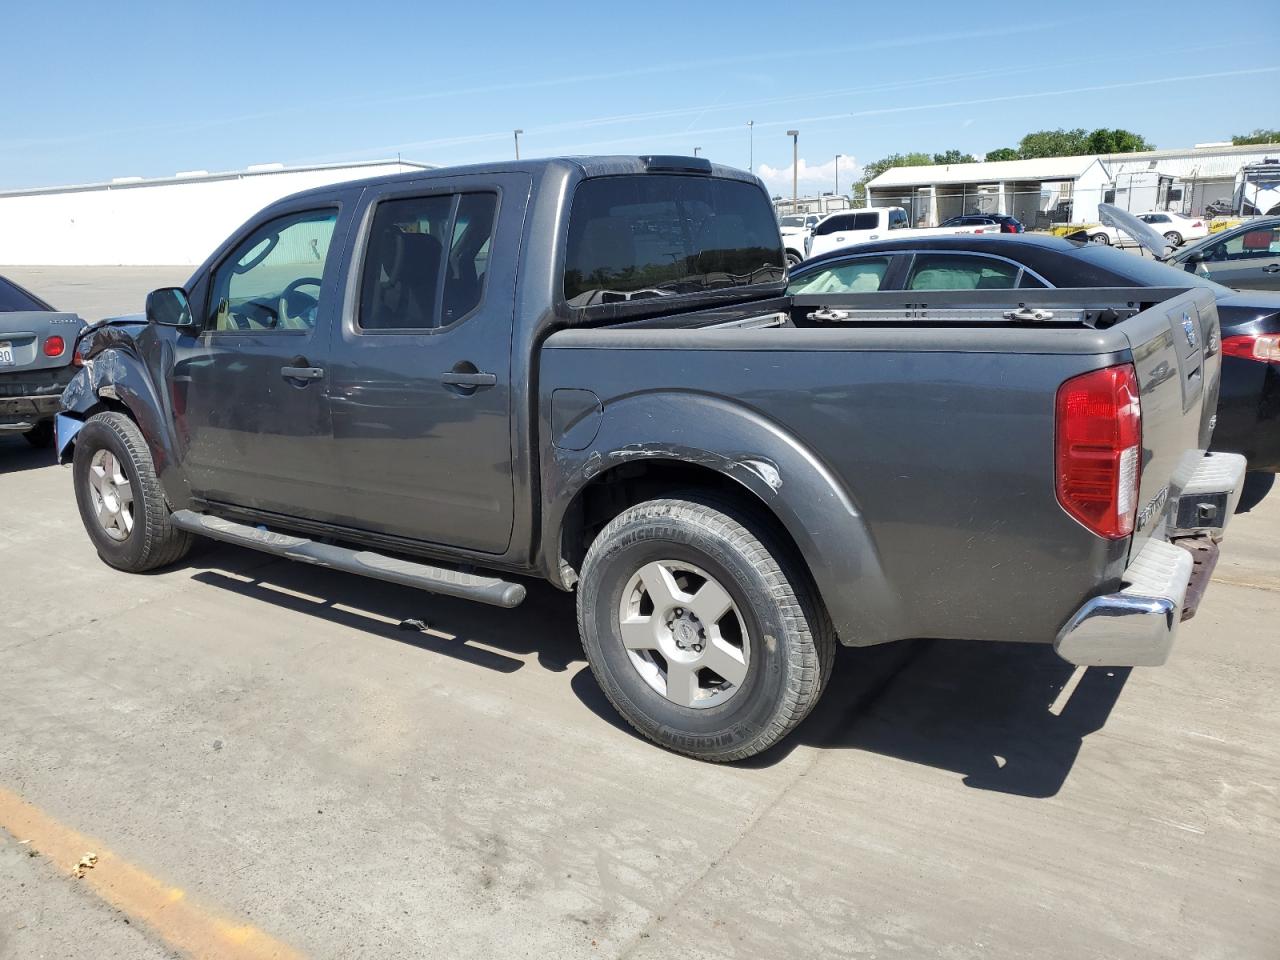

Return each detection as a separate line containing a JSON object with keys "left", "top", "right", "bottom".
{"left": 170, "top": 510, "right": 526, "bottom": 608}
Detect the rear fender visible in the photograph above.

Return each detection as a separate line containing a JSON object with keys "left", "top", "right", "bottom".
{"left": 544, "top": 392, "right": 905, "bottom": 646}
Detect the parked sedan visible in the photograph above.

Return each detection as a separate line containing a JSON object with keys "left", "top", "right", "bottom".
{"left": 939, "top": 214, "right": 1025, "bottom": 233}
{"left": 788, "top": 234, "right": 1280, "bottom": 473}
{"left": 0, "top": 274, "right": 83, "bottom": 448}
{"left": 1088, "top": 211, "right": 1209, "bottom": 248}
{"left": 1165, "top": 217, "right": 1280, "bottom": 292}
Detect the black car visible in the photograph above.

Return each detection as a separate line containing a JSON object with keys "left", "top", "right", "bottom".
{"left": 788, "top": 234, "right": 1280, "bottom": 473}
{"left": 939, "top": 214, "right": 1025, "bottom": 233}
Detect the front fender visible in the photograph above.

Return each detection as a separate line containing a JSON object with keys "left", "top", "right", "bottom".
{"left": 56, "top": 347, "right": 186, "bottom": 502}
{"left": 543, "top": 391, "right": 905, "bottom": 646}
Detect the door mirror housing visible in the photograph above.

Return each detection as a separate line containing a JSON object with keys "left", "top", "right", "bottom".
{"left": 146, "top": 287, "right": 194, "bottom": 327}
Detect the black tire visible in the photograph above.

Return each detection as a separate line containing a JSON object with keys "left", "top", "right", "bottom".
{"left": 1090, "top": 232, "right": 1111, "bottom": 245}
{"left": 72, "top": 412, "right": 193, "bottom": 572}
{"left": 23, "top": 420, "right": 54, "bottom": 448}
{"left": 1163, "top": 231, "right": 1182, "bottom": 247}
{"left": 577, "top": 496, "right": 835, "bottom": 762}
{"left": 785, "top": 251, "right": 803, "bottom": 268}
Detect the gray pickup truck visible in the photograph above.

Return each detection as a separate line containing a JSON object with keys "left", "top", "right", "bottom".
{"left": 56, "top": 156, "right": 1247, "bottom": 761}
{"left": 1, "top": 274, "right": 83, "bottom": 447}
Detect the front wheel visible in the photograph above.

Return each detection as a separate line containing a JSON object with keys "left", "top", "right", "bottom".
{"left": 72, "top": 412, "right": 193, "bottom": 572}
{"left": 785, "top": 251, "right": 803, "bottom": 268}
{"left": 577, "top": 496, "right": 835, "bottom": 762}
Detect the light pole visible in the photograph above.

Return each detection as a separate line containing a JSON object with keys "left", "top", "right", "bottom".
{"left": 786, "top": 130, "right": 799, "bottom": 206}
{"left": 834, "top": 154, "right": 842, "bottom": 197}
{"left": 747, "top": 120, "right": 754, "bottom": 171}
{"left": 693, "top": 146, "right": 701, "bottom": 157}
{"left": 513, "top": 129, "right": 523, "bottom": 160}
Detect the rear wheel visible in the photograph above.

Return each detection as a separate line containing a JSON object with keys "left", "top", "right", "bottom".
{"left": 72, "top": 412, "right": 192, "bottom": 572}
{"left": 577, "top": 496, "right": 835, "bottom": 761}
{"left": 1090, "top": 232, "right": 1111, "bottom": 245}
{"left": 23, "top": 420, "right": 54, "bottom": 448}
{"left": 785, "top": 250, "right": 803, "bottom": 268}
{"left": 1163, "top": 231, "right": 1183, "bottom": 247}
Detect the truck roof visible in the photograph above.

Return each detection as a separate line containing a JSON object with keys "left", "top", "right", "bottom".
{"left": 279, "top": 155, "right": 764, "bottom": 204}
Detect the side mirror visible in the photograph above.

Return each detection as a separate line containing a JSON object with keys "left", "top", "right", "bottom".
{"left": 145, "top": 287, "right": 194, "bottom": 327}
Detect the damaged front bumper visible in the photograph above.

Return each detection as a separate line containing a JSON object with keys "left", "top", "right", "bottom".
{"left": 1054, "top": 452, "right": 1248, "bottom": 667}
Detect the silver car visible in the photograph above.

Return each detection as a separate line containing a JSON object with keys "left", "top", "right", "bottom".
{"left": 1165, "top": 217, "right": 1280, "bottom": 291}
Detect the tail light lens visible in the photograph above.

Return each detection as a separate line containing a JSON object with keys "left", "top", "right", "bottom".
{"left": 1192, "top": 220, "right": 1203, "bottom": 228}
{"left": 1222, "top": 333, "right": 1280, "bottom": 364}
{"left": 1002, "top": 223, "right": 1016, "bottom": 233}
{"left": 1055, "top": 363, "right": 1142, "bottom": 539}
{"left": 43, "top": 335, "right": 66, "bottom": 357}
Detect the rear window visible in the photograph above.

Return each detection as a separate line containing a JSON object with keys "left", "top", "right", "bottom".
{"left": 563, "top": 175, "right": 784, "bottom": 307}
{"left": 0, "top": 276, "right": 50, "bottom": 312}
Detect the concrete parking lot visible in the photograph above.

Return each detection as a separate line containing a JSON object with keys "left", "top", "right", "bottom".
{"left": 2, "top": 267, "right": 1278, "bottom": 959}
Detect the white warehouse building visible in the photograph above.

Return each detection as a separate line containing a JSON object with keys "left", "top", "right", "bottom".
{"left": 0, "top": 159, "right": 432, "bottom": 266}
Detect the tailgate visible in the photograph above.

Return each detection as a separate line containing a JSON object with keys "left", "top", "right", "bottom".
{"left": 1121, "top": 288, "right": 1222, "bottom": 553}
{"left": 0, "top": 311, "right": 81, "bottom": 373}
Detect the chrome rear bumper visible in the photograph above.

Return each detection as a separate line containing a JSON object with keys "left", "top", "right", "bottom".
{"left": 1054, "top": 452, "right": 1246, "bottom": 667}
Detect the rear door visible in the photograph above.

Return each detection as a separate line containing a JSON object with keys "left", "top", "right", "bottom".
{"left": 325, "top": 172, "right": 529, "bottom": 554}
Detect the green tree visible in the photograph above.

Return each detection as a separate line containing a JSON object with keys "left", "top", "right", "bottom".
{"left": 1086, "top": 128, "right": 1154, "bottom": 154}
{"left": 851, "top": 151, "right": 932, "bottom": 201}
{"left": 983, "top": 147, "right": 1020, "bottom": 161}
{"left": 1233, "top": 129, "right": 1280, "bottom": 145}
{"left": 931, "top": 149, "right": 976, "bottom": 165}
{"left": 1017, "top": 128, "right": 1091, "bottom": 158}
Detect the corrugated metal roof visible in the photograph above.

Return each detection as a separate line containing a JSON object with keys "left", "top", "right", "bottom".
{"left": 1106, "top": 146, "right": 1280, "bottom": 180}
{"left": 867, "top": 155, "right": 1104, "bottom": 188}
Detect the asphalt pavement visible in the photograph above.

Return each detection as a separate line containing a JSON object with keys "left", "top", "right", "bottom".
{"left": 1, "top": 266, "right": 1277, "bottom": 960}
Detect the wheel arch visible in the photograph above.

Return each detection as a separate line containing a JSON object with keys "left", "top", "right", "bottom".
{"left": 543, "top": 392, "right": 905, "bottom": 646}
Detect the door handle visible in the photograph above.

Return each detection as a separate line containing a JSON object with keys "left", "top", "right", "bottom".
{"left": 281, "top": 366, "right": 324, "bottom": 381}
{"left": 441, "top": 370, "right": 497, "bottom": 387}
{"left": 1264, "top": 264, "right": 1280, "bottom": 274}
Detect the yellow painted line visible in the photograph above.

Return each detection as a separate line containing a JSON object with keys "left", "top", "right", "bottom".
{"left": 0, "top": 785, "right": 304, "bottom": 960}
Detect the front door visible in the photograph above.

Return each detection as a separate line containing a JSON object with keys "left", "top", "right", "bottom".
{"left": 174, "top": 204, "right": 349, "bottom": 521}
{"left": 326, "top": 173, "right": 527, "bottom": 554}
{"left": 1194, "top": 224, "right": 1280, "bottom": 291}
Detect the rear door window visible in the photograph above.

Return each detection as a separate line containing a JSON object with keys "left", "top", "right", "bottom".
{"left": 563, "top": 175, "right": 784, "bottom": 307}
{"left": 905, "top": 254, "right": 1020, "bottom": 290}
{"left": 787, "top": 256, "right": 892, "bottom": 294}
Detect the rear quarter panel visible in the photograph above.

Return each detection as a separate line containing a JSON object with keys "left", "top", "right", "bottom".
{"left": 541, "top": 326, "right": 1134, "bottom": 646}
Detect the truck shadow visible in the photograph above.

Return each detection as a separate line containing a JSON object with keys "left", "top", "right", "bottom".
{"left": 0, "top": 434, "right": 57, "bottom": 473}
{"left": 182, "top": 544, "right": 1126, "bottom": 798}
{"left": 740, "top": 639, "right": 1130, "bottom": 797}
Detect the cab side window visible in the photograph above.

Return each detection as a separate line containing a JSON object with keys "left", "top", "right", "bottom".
{"left": 208, "top": 209, "right": 337, "bottom": 332}
{"left": 359, "top": 192, "right": 499, "bottom": 331}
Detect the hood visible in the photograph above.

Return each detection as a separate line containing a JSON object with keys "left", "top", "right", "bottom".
{"left": 1098, "top": 203, "right": 1174, "bottom": 259}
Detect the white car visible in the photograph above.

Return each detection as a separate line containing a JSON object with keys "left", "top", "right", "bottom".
{"left": 778, "top": 214, "right": 821, "bottom": 265}
{"left": 803, "top": 207, "right": 1003, "bottom": 260}
{"left": 1087, "top": 211, "right": 1209, "bottom": 248}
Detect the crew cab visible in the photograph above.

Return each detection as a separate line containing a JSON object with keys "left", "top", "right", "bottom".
{"left": 0, "top": 273, "right": 83, "bottom": 448}
{"left": 804, "top": 206, "right": 1002, "bottom": 259}
{"left": 57, "top": 156, "right": 1246, "bottom": 762}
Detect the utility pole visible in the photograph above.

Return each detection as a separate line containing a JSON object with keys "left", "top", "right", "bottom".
{"left": 513, "top": 129, "right": 523, "bottom": 160}
{"left": 787, "top": 130, "right": 799, "bottom": 206}
{"left": 835, "top": 154, "right": 842, "bottom": 197}
{"left": 693, "top": 146, "right": 701, "bottom": 157}
{"left": 748, "top": 120, "right": 754, "bottom": 171}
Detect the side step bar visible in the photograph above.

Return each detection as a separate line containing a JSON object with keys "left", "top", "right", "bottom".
{"left": 170, "top": 510, "right": 526, "bottom": 608}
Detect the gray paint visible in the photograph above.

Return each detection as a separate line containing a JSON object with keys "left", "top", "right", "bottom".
{"left": 58, "top": 159, "right": 1218, "bottom": 652}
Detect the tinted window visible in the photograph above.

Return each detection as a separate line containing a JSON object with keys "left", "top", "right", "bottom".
{"left": 209, "top": 209, "right": 337, "bottom": 331}
{"left": 787, "top": 257, "right": 891, "bottom": 294}
{"left": 906, "top": 254, "right": 1019, "bottom": 290}
{"left": 563, "top": 175, "right": 783, "bottom": 307}
{"left": 359, "top": 192, "right": 498, "bottom": 330}
{"left": 0, "top": 276, "right": 49, "bottom": 312}
{"left": 813, "top": 214, "right": 854, "bottom": 236}
{"left": 853, "top": 211, "right": 880, "bottom": 230}
{"left": 888, "top": 209, "right": 909, "bottom": 230}
{"left": 1075, "top": 244, "right": 1230, "bottom": 293}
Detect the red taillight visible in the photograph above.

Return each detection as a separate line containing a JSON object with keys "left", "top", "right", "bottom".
{"left": 1002, "top": 223, "right": 1016, "bottom": 233}
{"left": 1192, "top": 220, "right": 1203, "bottom": 228}
{"left": 43, "top": 335, "right": 65, "bottom": 357}
{"left": 1055, "top": 363, "right": 1142, "bottom": 539}
{"left": 1222, "top": 333, "right": 1280, "bottom": 364}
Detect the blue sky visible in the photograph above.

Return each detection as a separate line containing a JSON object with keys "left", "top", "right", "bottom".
{"left": 2, "top": 0, "right": 1276, "bottom": 193}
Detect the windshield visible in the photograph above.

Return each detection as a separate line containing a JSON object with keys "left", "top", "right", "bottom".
{"left": 780, "top": 216, "right": 805, "bottom": 228}
{"left": 564, "top": 175, "right": 785, "bottom": 307}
